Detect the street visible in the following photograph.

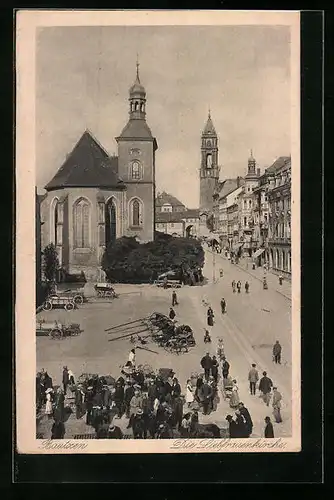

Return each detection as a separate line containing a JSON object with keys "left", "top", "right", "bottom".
{"left": 36, "top": 248, "right": 292, "bottom": 438}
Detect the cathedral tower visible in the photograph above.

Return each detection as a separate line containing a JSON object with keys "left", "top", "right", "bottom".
{"left": 116, "top": 61, "right": 158, "bottom": 243}
{"left": 199, "top": 111, "right": 220, "bottom": 215}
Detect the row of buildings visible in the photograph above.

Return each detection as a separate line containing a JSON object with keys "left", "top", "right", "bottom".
{"left": 198, "top": 112, "right": 292, "bottom": 278}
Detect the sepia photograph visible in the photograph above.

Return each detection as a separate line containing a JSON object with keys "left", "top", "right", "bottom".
{"left": 16, "top": 10, "right": 301, "bottom": 453}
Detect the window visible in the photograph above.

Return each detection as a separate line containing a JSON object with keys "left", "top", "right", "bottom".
{"left": 249, "top": 200, "right": 252, "bottom": 208}
{"left": 131, "top": 161, "right": 141, "bottom": 180}
{"left": 129, "top": 198, "right": 143, "bottom": 227}
{"left": 73, "top": 198, "right": 90, "bottom": 248}
{"left": 50, "top": 198, "right": 59, "bottom": 245}
{"left": 244, "top": 200, "right": 247, "bottom": 209}
{"left": 244, "top": 217, "right": 247, "bottom": 227}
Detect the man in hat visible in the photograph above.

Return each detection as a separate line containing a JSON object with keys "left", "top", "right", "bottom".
{"left": 75, "top": 384, "right": 85, "bottom": 419}
{"left": 248, "top": 363, "right": 259, "bottom": 395}
{"left": 199, "top": 380, "right": 213, "bottom": 416}
{"left": 238, "top": 402, "right": 253, "bottom": 437}
{"left": 264, "top": 416, "right": 274, "bottom": 438}
{"left": 169, "top": 307, "right": 176, "bottom": 320}
{"left": 114, "top": 380, "right": 124, "bottom": 419}
{"left": 226, "top": 414, "right": 238, "bottom": 438}
{"left": 62, "top": 366, "right": 69, "bottom": 396}
{"left": 53, "top": 387, "right": 65, "bottom": 422}
{"left": 172, "top": 290, "right": 178, "bottom": 306}
{"left": 85, "top": 386, "right": 95, "bottom": 426}
{"left": 124, "top": 381, "right": 135, "bottom": 419}
{"left": 259, "top": 371, "right": 273, "bottom": 406}
{"left": 272, "top": 387, "right": 283, "bottom": 423}
{"left": 273, "top": 340, "right": 282, "bottom": 364}
{"left": 127, "top": 389, "right": 143, "bottom": 428}
{"left": 132, "top": 408, "right": 145, "bottom": 439}
{"left": 201, "top": 352, "right": 213, "bottom": 381}
{"left": 107, "top": 422, "right": 123, "bottom": 439}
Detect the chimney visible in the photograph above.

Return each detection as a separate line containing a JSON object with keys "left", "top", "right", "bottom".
{"left": 257, "top": 168, "right": 260, "bottom": 177}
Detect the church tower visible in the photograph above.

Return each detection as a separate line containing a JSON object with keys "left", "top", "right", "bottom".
{"left": 116, "top": 61, "right": 158, "bottom": 243}
{"left": 199, "top": 111, "right": 220, "bottom": 215}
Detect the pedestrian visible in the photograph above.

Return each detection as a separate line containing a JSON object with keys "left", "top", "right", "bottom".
{"left": 180, "top": 413, "right": 191, "bottom": 437}
{"left": 62, "top": 366, "right": 69, "bottom": 395}
{"left": 171, "top": 378, "right": 181, "bottom": 399}
{"left": 259, "top": 371, "right": 273, "bottom": 406}
{"left": 114, "top": 381, "right": 124, "bottom": 419}
{"left": 229, "top": 380, "right": 240, "bottom": 409}
{"left": 163, "top": 276, "right": 168, "bottom": 289}
{"left": 51, "top": 418, "right": 65, "bottom": 439}
{"left": 273, "top": 341, "right": 282, "bottom": 364}
{"left": 211, "top": 355, "right": 219, "bottom": 383}
{"left": 85, "top": 386, "right": 94, "bottom": 426}
{"left": 220, "top": 298, "right": 226, "bottom": 314}
{"left": 200, "top": 352, "right": 213, "bottom": 380}
{"left": 128, "top": 389, "right": 143, "bottom": 428}
{"left": 278, "top": 274, "right": 283, "bottom": 285}
{"left": 226, "top": 414, "right": 238, "bottom": 438}
{"left": 53, "top": 387, "right": 65, "bottom": 422}
{"left": 222, "top": 357, "right": 230, "bottom": 379}
{"left": 232, "top": 280, "right": 236, "bottom": 292}
{"left": 272, "top": 387, "right": 283, "bottom": 423}
{"left": 204, "top": 329, "right": 212, "bottom": 344}
{"left": 245, "top": 281, "right": 250, "bottom": 293}
{"left": 186, "top": 379, "right": 194, "bottom": 407}
{"left": 238, "top": 402, "right": 253, "bottom": 436}
{"left": 217, "top": 338, "right": 225, "bottom": 361}
{"left": 128, "top": 348, "right": 136, "bottom": 367}
{"left": 234, "top": 410, "right": 249, "bottom": 438}
{"left": 108, "top": 422, "right": 124, "bottom": 439}
{"left": 173, "top": 395, "right": 184, "bottom": 430}
{"left": 237, "top": 280, "right": 242, "bottom": 293}
{"left": 207, "top": 307, "right": 214, "bottom": 327}
{"left": 75, "top": 385, "right": 85, "bottom": 419}
{"left": 263, "top": 276, "right": 268, "bottom": 289}
{"left": 45, "top": 388, "right": 53, "bottom": 419}
{"left": 124, "top": 382, "right": 135, "bottom": 419}
{"left": 248, "top": 363, "right": 259, "bottom": 395}
{"left": 264, "top": 416, "right": 274, "bottom": 438}
{"left": 68, "top": 369, "right": 75, "bottom": 386}
{"left": 199, "top": 380, "right": 213, "bottom": 415}
{"left": 219, "top": 268, "right": 224, "bottom": 278}
{"left": 195, "top": 376, "right": 204, "bottom": 402}
{"left": 169, "top": 307, "right": 176, "bottom": 320}
{"left": 172, "top": 290, "right": 178, "bottom": 306}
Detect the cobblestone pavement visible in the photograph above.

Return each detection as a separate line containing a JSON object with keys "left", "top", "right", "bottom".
{"left": 37, "top": 249, "right": 293, "bottom": 439}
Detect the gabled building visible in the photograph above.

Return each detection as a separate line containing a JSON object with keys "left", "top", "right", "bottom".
{"left": 155, "top": 192, "right": 186, "bottom": 214}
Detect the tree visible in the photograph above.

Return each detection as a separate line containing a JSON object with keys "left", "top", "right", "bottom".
{"left": 42, "top": 243, "right": 59, "bottom": 283}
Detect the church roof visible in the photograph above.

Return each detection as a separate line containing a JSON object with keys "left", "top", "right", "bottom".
{"left": 118, "top": 119, "right": 154, "bottom": 140}
{"left": 45, "top": 130, "right": 126, "bottom": 192}
{"left": 202, "top": 112, "right": 217, "bottom": 136}
{"left": 155, "top": 192, "right": 185, "bottom": 208}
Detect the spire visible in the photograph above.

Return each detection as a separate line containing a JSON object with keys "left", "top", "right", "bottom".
{"left": 136, "top": 53, "right": 140, "bottom": 83}
{"left": 247, "top": 149, "right": 256, "bottom": 175}
{"left": 203, "top": 110, "right": 216, "bottom": 136}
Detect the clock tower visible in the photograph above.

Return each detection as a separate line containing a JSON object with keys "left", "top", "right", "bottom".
{"left": 199, "top": 111, "right": 220, "bottom": 218}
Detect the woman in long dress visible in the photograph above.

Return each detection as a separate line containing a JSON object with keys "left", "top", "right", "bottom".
{"left": 45, "top": 389, "right": 53, "bottom": 419}
{"left": 186, "top": 379, "right": 194, "bottom": 408}
{"left": 229, "top": 380, "right": 240, "bottom": 409}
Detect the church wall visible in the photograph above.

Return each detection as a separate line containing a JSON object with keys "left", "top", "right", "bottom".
{"left": 124, "top": 183, "right": 154, "bottom": 242}
{"left": 117, "top": 140, "right": 154, "bottom": 183}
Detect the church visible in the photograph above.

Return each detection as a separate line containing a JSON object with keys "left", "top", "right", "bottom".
{"left": 39, "top": 64, "right": 158, "bottom": 281}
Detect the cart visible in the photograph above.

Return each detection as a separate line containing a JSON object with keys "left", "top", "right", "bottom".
{"left": 42, "top": 295, "right": 77, "bottom": 311}
{"left": 55, "top": 289, "right": 85, "bottom": 304}
{"left": 36, "top": 319, "right": 81, "bottom": 339}
{"left": 94, "top": 283, "right": 119, "bottom": 298}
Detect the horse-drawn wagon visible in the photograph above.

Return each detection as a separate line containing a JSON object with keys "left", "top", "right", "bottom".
{"left": 94, "top": 283, "right": 119, "bottom": 299}
{"left": 42, "top": 294, "right": 77, "bottom": 311}
{"left": 36, "top": 319, "right": 81, "bottom": 339}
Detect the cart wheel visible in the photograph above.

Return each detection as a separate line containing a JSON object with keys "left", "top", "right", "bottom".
{"left": 43, "top": 300, "right": 52, "bottom": 311}
{"left": 105, "top": 291, "right": 112, "bottom": 298}
{"left": 65, "top": 302, "right": 75, "bottom": 311}
{"left": 50, "top": 329, "right": 62, "bottom": 339}
{"left": 74, "top": 295, "right": 83, "bottom": 305}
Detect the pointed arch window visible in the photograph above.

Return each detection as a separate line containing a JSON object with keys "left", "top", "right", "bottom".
{"left": 129, "top": 198, "right": 143, "bottom": 227}
{"left": 73, "top": 198, "right": 90, "bottom": 248}
{"left": 131, "top": 161, "right": 142, "bottom": 180}
{"left": 50, "top": 198, "right": 59, "bottom": 245}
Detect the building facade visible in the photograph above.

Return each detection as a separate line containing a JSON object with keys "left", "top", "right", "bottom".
{"left": 40, "top": 64, "right": 158, "bottom": 281}
{"left": 267, "top": 157, "right": 291, "bottom": 276}
{"left": 155, "top": 192, "right": 186, "bottom": 213}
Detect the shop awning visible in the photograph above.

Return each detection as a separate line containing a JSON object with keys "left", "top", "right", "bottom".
{"left": 253, "top": 248, "right": 265, "bottom": 259}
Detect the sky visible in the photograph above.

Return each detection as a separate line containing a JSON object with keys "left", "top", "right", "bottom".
{"left": 36, "top": 25, "right": 291, "bottom": 208}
